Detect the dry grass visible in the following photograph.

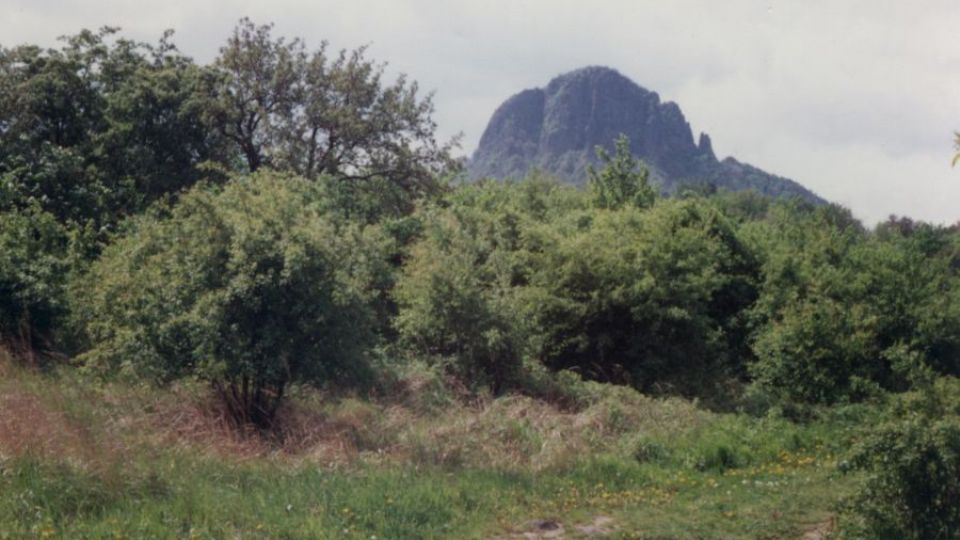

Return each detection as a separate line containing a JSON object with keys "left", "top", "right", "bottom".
{"left": 0, "top": 356, "right": 113, "bottom": 470}
{"left": 0, "top": 390, "right": 91, "bottom": 462}
{"left": 0, "top": 357, "right": 715, "bottom": 474}
{"left": 381, "top": 389, "right": 710, "bottom": 471}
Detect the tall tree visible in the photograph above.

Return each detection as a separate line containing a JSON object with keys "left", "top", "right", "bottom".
{"left": 204, "top": 18, "right": 458, "bottom": 195}
{"left": 202, "top": 19, "right": 303, "bottom": 173}
{"left": 0, "top": 28, "right": 228, "bottom": 228}
{"left": 587, "top": 133, "right": 656, "bottom": 210}
{"left": 96, "top": 30, "right": 230, "bottom": 206}
{"left": 0, "top": 30, "right": 109, "bottom": 224}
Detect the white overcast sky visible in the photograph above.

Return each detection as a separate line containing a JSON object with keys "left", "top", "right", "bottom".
{"left": 3, "top": 0, "right": 960, "bottom": 224}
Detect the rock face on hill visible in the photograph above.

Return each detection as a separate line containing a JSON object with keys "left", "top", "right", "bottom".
{"left": 468, "top": 66, "right": 823, "bottom": 203}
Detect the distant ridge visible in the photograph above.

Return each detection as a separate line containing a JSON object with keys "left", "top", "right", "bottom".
{"left": 468, "top": 66, "right": 824, "bottom": 204}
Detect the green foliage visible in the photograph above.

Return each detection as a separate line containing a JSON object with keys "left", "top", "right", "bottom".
{"left": 751, "top": 297, "right": 878, "bottom": 404}
{"left": 747, "top": 203, "right": 960, "bottom": 404}
{"left": 394, "top": 191, "right": 530, "bottom": 390}
{"left": 710, "top": 189, "right": 773, "bottom": 224}
{"left": 397, "top": 178, "right": 757, "bottom": 397}
{"left": 587, "top": 134, "right": 656, "bottom": 210}
{"left": 394, "top": 179, "right": 960, "bottom": 405}
{"left": 72, "top": 172, "right": 389, "bottom": 426}
{"left": 202, "top": 18, "right": 457, "bottom": 196}
{"left": 2, "top": 20, "right": 455, "bottom": 235}
{"left": 394, "top": 177, "right": 593, "bottom": 391}
{"left": 94, "top": 33, "right": 229, "bottom": 206}
{"left": 0, "top": 207, "right": 74, "bottom": 357}
{"left": 523, "top": 198, "right": 757, "bottom": 393}
{"left": 0, "top": 29, "right": 228, "bottom": 230}
{"left": 842, "top": 379, "right": 960, "bottom": 539}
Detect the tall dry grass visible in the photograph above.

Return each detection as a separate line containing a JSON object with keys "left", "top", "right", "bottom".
{"left": 0, "top": 355, "right": 714, "bottom": 473}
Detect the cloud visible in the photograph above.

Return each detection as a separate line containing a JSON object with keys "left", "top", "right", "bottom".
{"left": 2, "top": 0, "right": 958, "bottom": 224}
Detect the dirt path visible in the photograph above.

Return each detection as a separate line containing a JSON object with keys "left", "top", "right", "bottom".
{"left": 801, "top": 517, "right": 835, "bottom": 539}
{"left": 500, "top": 514, "right": 834, "bottom": 539}
{"left": 500, "top": 516, "right": 616, "bottom": 539}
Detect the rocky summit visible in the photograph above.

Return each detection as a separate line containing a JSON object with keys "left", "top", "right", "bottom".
{"left": 468, "top": 66, "right": 823, "bottom": 203}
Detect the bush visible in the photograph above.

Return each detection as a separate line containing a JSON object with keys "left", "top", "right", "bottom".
{"left": 394, "top": 177, "right": 590, "bottom": 392}
{"left": 394, "top": 202, "right": 526, "bottom": 391}
{"left": 73, "top": 172, "right": 389, "bottom": 427}
{"left": 523, "top": 198, "right": 758, "bottom": 394}
{"left": 751, "top": 297, "right": 878, "bottom": 404}
{"left": 843, "top": 414, "right": 960, "bottom": 539}
{"left": 838, "top": 379, "right": 960, "bottom": 538}
{"left": 0, "top": 206, "right": 73, "bottom": 360}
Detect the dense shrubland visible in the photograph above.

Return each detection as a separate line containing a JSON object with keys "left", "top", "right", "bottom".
{"left": 3, "top": 20, "right": 960, "bottom": 537}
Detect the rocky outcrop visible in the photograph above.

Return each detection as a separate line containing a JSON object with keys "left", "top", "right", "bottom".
{"left": 468, "top": 66, "right": 823, "bottom": 203}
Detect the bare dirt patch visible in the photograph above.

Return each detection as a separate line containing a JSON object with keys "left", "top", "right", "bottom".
{"left": 801, "top": 516, "right": 835, "bottom": 539}
{"left": 498, "top": 515, "right": 617, "bottom": 539}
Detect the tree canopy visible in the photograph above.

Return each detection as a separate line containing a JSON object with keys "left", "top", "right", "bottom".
{"left": 202, "top": 18, "right": 459, "bottom": 195}
{"left": 0, "top": 28, "right": 228, "bottom": 229}
{"left": 587, "top": 133, "right": 656, "bottom": 210}
{"left": 0, "top": 20, "right": 458, "bottom": 234}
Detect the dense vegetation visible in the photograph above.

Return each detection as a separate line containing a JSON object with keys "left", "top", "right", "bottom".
{"left": 2, "top": 21, "right": 960, "bottom": 538}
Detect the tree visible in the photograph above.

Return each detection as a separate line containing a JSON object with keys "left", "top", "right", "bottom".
{"left": 0, "top": 28, "right": 229, "bottom": 229}
{"left": 203, "top": 18, "right": 458, "bottom": 196}
{"left": 587, "top": 133, "right": 656, "bottom": 210}
{"left": 0, "top": 31, "right": 111, "bottom": 225}
{"left": 201, "top": 19, "right": 302, "bottom": 173}
{"left": 95, "top": 30, "right": 230, "bottom": 206}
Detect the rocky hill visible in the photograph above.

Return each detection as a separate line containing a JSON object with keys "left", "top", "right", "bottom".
{"left": 468, "top": 66, "right": 823, "bottom": 203}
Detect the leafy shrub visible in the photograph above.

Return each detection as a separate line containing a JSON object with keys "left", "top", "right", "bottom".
{"left": 73, "top": 172, "right": 389, "bottom": 427}
{"left": 843, "top": 415, "right": 960, "bottom": 539}
{"left": 838, "top": 379, "right": 960, "bottom": 538}
{"left": 397, "top": 179, "right": 759, "bottom": 398}
{"left": 394, "top": 202, "right": 527, "bottom": 391}
{"left": 751, "top": 297, "right": 878, "bottom": 404}
{"left": 394, "top": 177, "right": 591, "bottom": 392}
{"left": 522, "top": 198, "right": 758, "bottom": 393}
{"left": 0, "top": 207, "right": 73, "bottom": 360}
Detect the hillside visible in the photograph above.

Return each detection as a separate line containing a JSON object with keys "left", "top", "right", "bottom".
{"left": 468, "top": 66, "right": 824, "bottom": 203}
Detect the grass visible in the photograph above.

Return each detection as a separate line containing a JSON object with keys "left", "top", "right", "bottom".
{"left": 0, "top": 356, "right": 871, "bottom": 539}
{"left": 0, "top": 453, "right": 851, "bottom": 539}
